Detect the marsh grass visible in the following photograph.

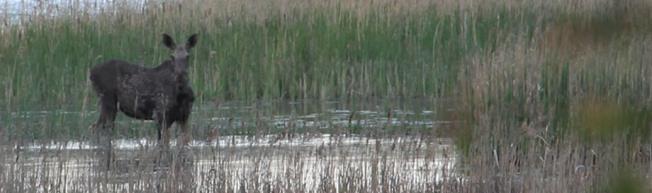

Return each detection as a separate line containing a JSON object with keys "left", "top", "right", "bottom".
{"left": 452, "top": 1, "right": 652, "bottom": 192}
{"left": 3, "top": 0, "right": 652, "bottom": 192}
{"left": 0, "top": 135, "right": 456, "bottom": 193}
{"left": 1, "top": 0, "right": 527, "bottom": 110}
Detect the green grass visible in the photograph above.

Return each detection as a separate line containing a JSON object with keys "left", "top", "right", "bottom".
{"left": 0, "top": 0, "right": 533, "bottom": 111}
{"left": 3, "top": 0, "right": 652, "bottom": 192}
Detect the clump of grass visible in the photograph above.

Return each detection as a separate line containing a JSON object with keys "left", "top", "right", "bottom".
{"left": 600, "top": 167, "right": 648, "bottom": 193}
{"left": 575, "top": 99, "right": 652, "bottom": 142}
{"left": 453, "top": 1, "right": 652, "bottom": 192}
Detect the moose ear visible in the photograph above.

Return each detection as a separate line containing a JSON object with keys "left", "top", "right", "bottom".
{"left": 162, "top": 33, "right": 176, "bottom": 49}
{"left": 186, "top": 34, "right": 198, "bottom": 49}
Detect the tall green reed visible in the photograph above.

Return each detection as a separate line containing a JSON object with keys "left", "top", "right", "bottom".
{"left": 0, "top": 0, "right": 526, "bottom": 111}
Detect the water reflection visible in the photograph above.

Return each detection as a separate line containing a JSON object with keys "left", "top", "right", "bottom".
{"left": 3, "top": 135, "right": 456, "bottom": 192}
{"left": 4, "top": 99, "right": 456, "bottom": 138}
{"left": 2, "top": 99, "right": 458, "bottom": 192}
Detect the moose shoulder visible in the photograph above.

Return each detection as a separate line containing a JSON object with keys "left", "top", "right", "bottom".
{"left": 90, "top": 34, "right": 198, "bottom": 147}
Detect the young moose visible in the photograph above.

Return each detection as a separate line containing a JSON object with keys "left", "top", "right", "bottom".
{"left": 90, "top": 34, "right": 198, "bottom": 149}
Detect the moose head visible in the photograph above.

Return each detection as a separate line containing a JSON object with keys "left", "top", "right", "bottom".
{"left": 162, "top": 33, "right": 198, "bottom": 73}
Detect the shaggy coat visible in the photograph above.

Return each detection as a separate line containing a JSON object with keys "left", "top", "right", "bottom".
{"left": 90, "top": 34, "right": 198, "bottom": 146}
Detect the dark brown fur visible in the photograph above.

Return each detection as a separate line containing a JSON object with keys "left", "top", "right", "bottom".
{"left": 90, "top": 34, "right": 198, "bottom": 146}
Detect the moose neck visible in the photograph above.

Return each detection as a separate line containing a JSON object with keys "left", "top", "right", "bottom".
{"left": 160, "top": 59, "right": 190, "bottom": 84}
{"left": 171, "top": 58, "right": 189, "bottom": 74}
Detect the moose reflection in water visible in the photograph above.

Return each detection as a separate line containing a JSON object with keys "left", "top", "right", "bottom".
{"left": 90, "top": 34, "right": 198, "bottom": 169}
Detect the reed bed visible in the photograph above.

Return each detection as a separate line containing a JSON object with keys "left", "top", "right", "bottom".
{"left": 0, "top": 0, "right": 523, "bottom": 110}
{"left": 0, "top": 135, "right": 457, "bottom": 193}
{"left": 3, "top": 0, "right": 652, "bottom": 192}
{"left": 453, "top": 1, "right": 652, "bottom": 192}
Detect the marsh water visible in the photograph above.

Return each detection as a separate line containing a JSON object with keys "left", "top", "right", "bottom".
{"left": 1, "top": 99, "right": 458, "bottom": 192}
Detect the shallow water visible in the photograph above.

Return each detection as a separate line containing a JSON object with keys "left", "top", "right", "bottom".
{"left": 2, "top": 135, "right": 456, "bottom": 193}
{"left": 2, "top": 99, "right": 457, "bottom": 192}
{"left": 4, "top": 99, "right": 456, "bottom": 139}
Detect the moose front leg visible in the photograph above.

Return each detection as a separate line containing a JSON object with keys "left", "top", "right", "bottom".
{"left": 178, "top": 120, "right": 192, "bottom": 146}
{"left": 175, "top": 119, "right": 195, "bottom": 172}
{"left": 156, "top": 117, "right": 173, "bottom": 148}
{"left": 94, "top": 95, "right": 117, "bottom": 170}
{"left": 177, "top": 87, "right": 194, "bottom": 147}
{"left": 154, "top": 115, "right": 174, "bottom": 168}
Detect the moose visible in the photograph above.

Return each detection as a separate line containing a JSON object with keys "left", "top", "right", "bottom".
{"left": 90, "top": 34, "right": 198, "bottom": 155}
